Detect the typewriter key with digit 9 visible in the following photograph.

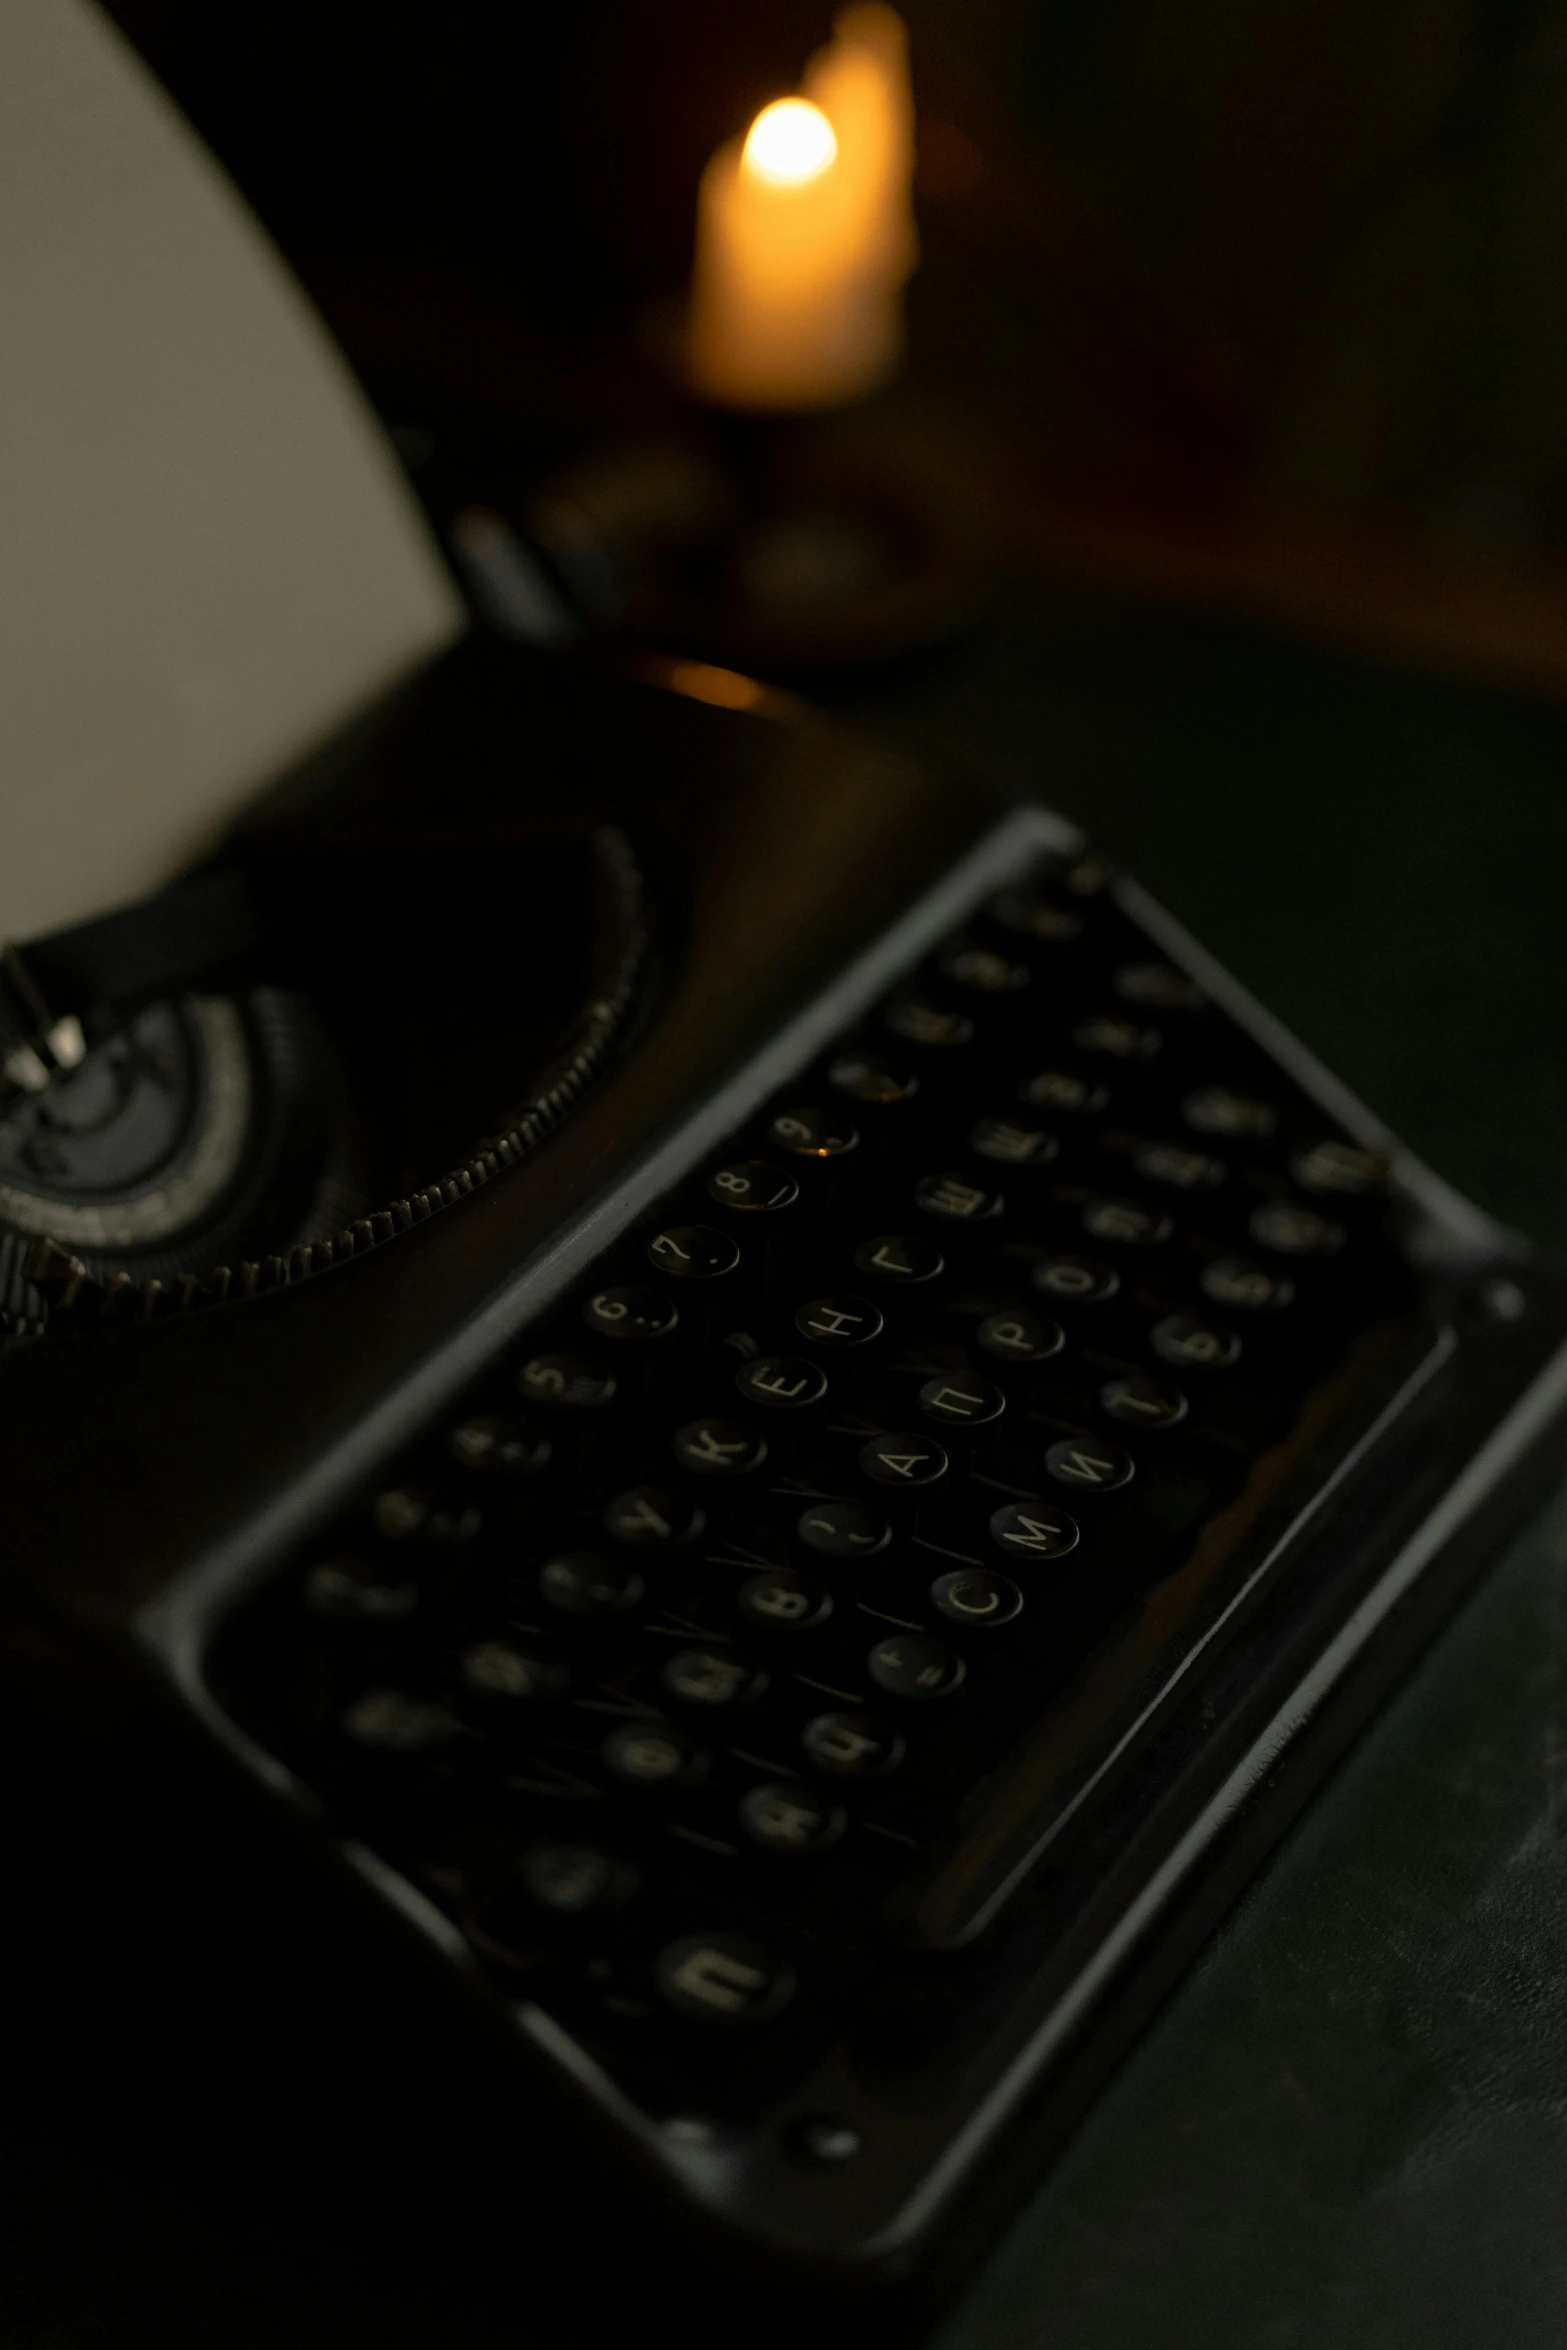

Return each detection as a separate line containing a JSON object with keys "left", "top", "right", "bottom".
{"left": 197, "top": 808, "right": 1567, "bottom": 2292}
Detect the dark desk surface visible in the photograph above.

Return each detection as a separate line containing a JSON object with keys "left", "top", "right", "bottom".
{"left": 836, "top": 594, "right": 1567, "bottom": 2350}
{"left": 937, "top": 1474, "right": 1567, "bottom": 2350}
{"left": 830, "top": 584, "right": 1567, "bottom": 1263}
{"left": 8, "top": 598, "right": 1567, "bottom": 2348}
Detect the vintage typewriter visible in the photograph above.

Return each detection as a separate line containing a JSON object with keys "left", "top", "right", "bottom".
{"left": 3, "top": 628, "right": 1566, "bottom": 2317}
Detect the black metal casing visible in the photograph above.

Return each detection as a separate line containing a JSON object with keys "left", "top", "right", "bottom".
{"left": 3, "top": 637, "right": 1566, "bottom": 2320}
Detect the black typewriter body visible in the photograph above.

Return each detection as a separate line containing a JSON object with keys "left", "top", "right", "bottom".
{"left": 4, "top": 637, "right": 1566, "bottom": 2309}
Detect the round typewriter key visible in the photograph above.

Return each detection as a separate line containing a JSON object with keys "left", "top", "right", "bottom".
{"left": 1101, "top": 1371, "right": 1187, "bottom": 1429}
{"left": 341, "top": 1688, "right": 462, "bottom": 1756}
{"left": 447, "top": 1413, "right": 552, "bottom": 1480}
{"left": 305, "top": 1554, "right": 417, "bottom": 1624}
{"left": 1249, "top": 1199, "right": 1345, "bottom": 1258}
{"left": 1182, "top": 1086, "right": 1277, "bottom": 1142}
{"left": 989, "top": 1501, "right": 1080, "bottom": 1562}
{"left": 602, "top": 1719, "right": 706, "bottom": 1789}
{"left": 1065, "top": 851, "right": 1114, "bottom": 897}
{"left": 1018, "top": 1068, "right": 1108, "bottom": 1118}
{"left": 786, "top": 2115, "right": 863, "bottom": 2165}
{"left": 919, "top": 1374, "right": 1005, "bottom": 1427}
{"left": 801, "top": 1709, "right": 905, "bottom": 1778}
{"left": 662, "top": 1646, "right": 767, "bottom": 1712}
{"left": 736, "top": 1354, "right": 828, "bottom": 1412}
{"left": 737, "top": 1779, "right": 846, "bottom": 1857}
{"left": 1081, "top": 1199, "right": 1173, "bottom": 1249}
{"left": 368, "top": 1487, "right": 427, "bottom": 1545}
{"left": 459, "top": 1635, "right": 570, "bottom": 1708}
{"left": 1033, "top": 1251, "right": 1119, "bottom": 1306}
{"left": 853, "top": 1233, "right": 944, "bottom": 1284}
{"left": 796, "top": 1292, "right": 884, "bottom": 1347}
{"left": 940, "top": 944, "right": 1030, "bottom": 994}
{"left": 655, "top": 1932, "right": 793, "bottom": 2026}
{"left": 371, "top": 1485, "right": 482, "bottom": 1548}
{"left": 1113, "top": 961, "right": 1205, "bottom": 1012}
{"left": 1151, "top": 1313, "right": 1242, "bottom": 1372}
{"left": 768, "top": 1105, "right": 860, "bottom": 1158}
{"left": 859, "top": 1431, "right": 949, "bottom": 1488}
{"left": 517, "top": 1351, "right": 617, "bottom": 1410}
{"left": 1073, "top": 1012, "right": 1161, "bottom": 1061}
{"left": 828, "top": 1052, "right": 919, "bottom": 1105}
{"left": 706, "top": 1160, "right": 799, "bottom": 1215}
{"left": 796, "top": 1498, "right": 891, "bottom": 1561}
{"left": 671, "top": 1417, "right": 767, "bottom": 1479}
{"left": 914, "top": 1172, "right": 1003, "bottom": 1224}
{"left": 1132, "top": 1141, "right": 1226, "bottom": 1193}
{"left": 583, "top": 1285, "right": 679, "bottom": 1343}
{"left": 1291, "top": 1139, "right": 1393, "bottom": 1198}
{"left": 883, "top": 998, "right": 975, "bottom": 1050}
{"left": 539, "top": 1550, "right": 646, "bottom": 1620}
{"left": 968, "top": 1116, "right": 1058, "bottom": 1168}
{"left": 737, "top": 1569, "right": 832, "bottom": 1635}
{"left": 521, "top": 1842, "right": 637, "bottom": 1920}
{"left": 991, "top": 889, "right": 1084, "bottom": 945}
{"left": 1201, "top": 1256, "right": 1295, "bottom": 1313}
{"left": 931, "top": 1566, "right": 1024, "bottom": 1628}
{"left": 645, "top": 1224, "right": 740, "bottom": 1281}
{"left": 603, "top": 1485, "right": 705, "bottom": 1549}
{"left": 868, "top": 1632, "right": 965, "bottom": 1702}
{"left": 1045, "top": 1436, "right": 1135, "bottom": 1493}
{"left": 977, "top": 1306, "right": 1065, "bottom": 1365}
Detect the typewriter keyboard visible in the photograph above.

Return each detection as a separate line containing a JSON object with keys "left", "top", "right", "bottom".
{"left": 214, "top": 847, "right": 1410, "bottom": 2130}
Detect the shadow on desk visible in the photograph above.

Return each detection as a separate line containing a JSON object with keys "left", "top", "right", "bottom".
{"left": 935, "top": 1470, "right": 1567, "bottom": 2350}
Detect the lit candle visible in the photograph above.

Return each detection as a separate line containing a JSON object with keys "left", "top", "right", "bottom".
{"left": 687, "top": 10, "right": 916, "bottom": 413}
{"left": 804, "top": 4, "right": 917, "bottom": 288}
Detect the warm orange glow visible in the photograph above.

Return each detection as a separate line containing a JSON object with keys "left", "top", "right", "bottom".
{"left": 663, "top": 659, "right": 770, "bottom": 711}
{"left": 742, "top": 99, "right": 837, "bottom": 188}
{"left": 686, "top": 10, "right": 915, "bottom": 413}
{"left": 805, "top": 5, "right": 917, "bottom": 284}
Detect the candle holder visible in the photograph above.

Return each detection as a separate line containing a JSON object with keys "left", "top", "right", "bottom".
{"left": 522, "top": 387, "right": 995, "bottom": 676}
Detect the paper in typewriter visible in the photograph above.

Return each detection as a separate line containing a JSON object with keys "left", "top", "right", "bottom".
{"left": 0, "top": 0, "right": 463, "bottom": 947}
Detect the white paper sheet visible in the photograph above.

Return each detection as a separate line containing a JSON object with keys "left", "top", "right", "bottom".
{"left": 0, "top": 0, "right": 464, "bottom": 945}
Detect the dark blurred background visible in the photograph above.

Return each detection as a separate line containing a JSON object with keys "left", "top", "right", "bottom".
{"left": 104, "top": 0, "right": 1567, "bottom": 698}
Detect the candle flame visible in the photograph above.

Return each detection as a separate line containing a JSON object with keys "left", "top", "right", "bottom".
{"left": 742, "top": 98, "right": 837, "bottom": 188}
